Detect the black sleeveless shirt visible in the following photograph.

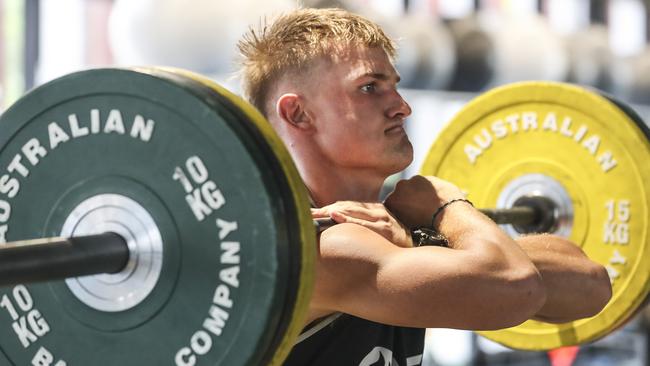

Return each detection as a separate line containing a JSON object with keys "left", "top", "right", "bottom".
{"left": 283, "top": 313, "right": 425, "bottom": 366}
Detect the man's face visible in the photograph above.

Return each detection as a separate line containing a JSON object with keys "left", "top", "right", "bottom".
{"left": 303, "top": 45, "right": 414, "bottom": 176}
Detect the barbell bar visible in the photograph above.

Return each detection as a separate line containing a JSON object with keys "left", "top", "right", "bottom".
{"left": 0, "top": 200, "right": 542, "bottom": 287}
{"left": 0, "top": 233, "right": 128, "bottom": 287}
{"left": 314, "top": 202, "right": 543, "bottom": 230}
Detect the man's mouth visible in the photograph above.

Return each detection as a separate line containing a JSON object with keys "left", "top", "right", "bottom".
{"left": 385, "top": 124, "right": 405, "bottom": 134}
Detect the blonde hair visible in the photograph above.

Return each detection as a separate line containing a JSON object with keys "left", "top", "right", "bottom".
{"left": 238, "top": 8, "right": 396, "bottom": 116}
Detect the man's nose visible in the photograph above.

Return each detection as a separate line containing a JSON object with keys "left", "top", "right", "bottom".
{"left": 388, "top": 91, "right": 412, "bottom": 120}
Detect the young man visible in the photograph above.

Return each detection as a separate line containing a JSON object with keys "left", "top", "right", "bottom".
{"left": 238, "top": 8, "right": 612, "bottom": 365}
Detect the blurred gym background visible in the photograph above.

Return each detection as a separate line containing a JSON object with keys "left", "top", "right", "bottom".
{"left": 0, "top": 0, "right": 649, "bottom": 365}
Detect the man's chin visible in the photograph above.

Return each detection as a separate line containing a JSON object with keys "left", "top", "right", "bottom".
{"left": 399, "top": 141, "right": 415, "bottom": 168}
{"left": 384, "top": 150, "right": 413, "bottom": 175}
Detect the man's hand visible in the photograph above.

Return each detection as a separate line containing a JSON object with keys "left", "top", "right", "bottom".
{"left": 384, "top": 175, "right": 466, "bottom": 229}
{"left": 311, "top": 201, "right": 414, "bottom": 248}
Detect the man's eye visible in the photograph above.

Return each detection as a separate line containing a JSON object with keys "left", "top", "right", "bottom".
{"left": 361, "top": 83, "right": 376, "bottom": 93}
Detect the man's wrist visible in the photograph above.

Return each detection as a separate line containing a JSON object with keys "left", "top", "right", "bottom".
{"left": 431, "top": 198, "right": 474, "bottom": 229}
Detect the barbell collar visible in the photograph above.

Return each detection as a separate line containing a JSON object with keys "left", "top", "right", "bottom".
{"left": 0, "top": 233, "right": 129, "bottom": 287}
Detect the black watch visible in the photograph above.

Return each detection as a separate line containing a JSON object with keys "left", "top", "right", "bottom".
{"left": 411, "top": 227, "right": 448, "bottom": 247}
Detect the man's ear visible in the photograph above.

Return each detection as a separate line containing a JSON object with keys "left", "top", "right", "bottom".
{"left": 276, "top": 93, "right": 313, "bottom": 131}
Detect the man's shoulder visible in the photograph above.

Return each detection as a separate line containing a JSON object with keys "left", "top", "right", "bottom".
{"left": 318, "top": 223, "right": 397, "bottom": 256}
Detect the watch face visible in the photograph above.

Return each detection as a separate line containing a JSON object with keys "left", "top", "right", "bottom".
{"left": 412, "top": 228, "right": 448, "bottom": 247}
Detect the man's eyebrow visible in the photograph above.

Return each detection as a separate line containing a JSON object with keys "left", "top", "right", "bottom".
{"left": 356, "top": 72, "right": 401, "bottom": 83}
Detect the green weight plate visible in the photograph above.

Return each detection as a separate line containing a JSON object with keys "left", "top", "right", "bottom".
{"left": 0, "top": 68, "right": 315, "bottom": 365}
{"left": 0, "top": 349, "right": 9, "bottom": 364}
{"left": 132, "top": 67, "right": 315, "bottom": 365}
{"left": 140, "top": 68, "right": 314, "bottom": 365}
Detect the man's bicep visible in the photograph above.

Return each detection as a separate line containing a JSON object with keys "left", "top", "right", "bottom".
{"left": 311, "top": 223, "right": 544, "bottom": 330}
{"left": 311, "top": 223, "right": 474, "bottom": 328}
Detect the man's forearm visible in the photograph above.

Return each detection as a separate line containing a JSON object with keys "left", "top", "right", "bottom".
{"left": 515, "top": 234, "right": 612, "bottom": 323}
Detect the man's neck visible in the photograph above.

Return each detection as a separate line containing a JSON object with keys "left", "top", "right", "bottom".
{"left": 300, "top": 166, "right": 386, "bottom": 207}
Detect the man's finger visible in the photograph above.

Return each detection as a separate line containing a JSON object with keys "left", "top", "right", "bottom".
{"left": 331, "top": 211, "right": 377, "bottom": 229}
{"left": 335, "top": 206, "right": 383, "bottom": 222}
{"left": 311, "top": 208, "right": 331, "bottom": 218}
{"left": 330, "top": 210, "right": 354, "bottom": 224}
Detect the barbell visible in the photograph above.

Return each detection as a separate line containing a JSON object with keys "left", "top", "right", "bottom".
{"left": 0, "top": 204, "right": 543, "bottom": 286}
{"left": 0, "top": 67, "right": 647, "bottom": 365}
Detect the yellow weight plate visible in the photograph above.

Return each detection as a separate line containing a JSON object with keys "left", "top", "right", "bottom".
{"left": 420, "top": 82, "right": 650, "bottom": 350}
